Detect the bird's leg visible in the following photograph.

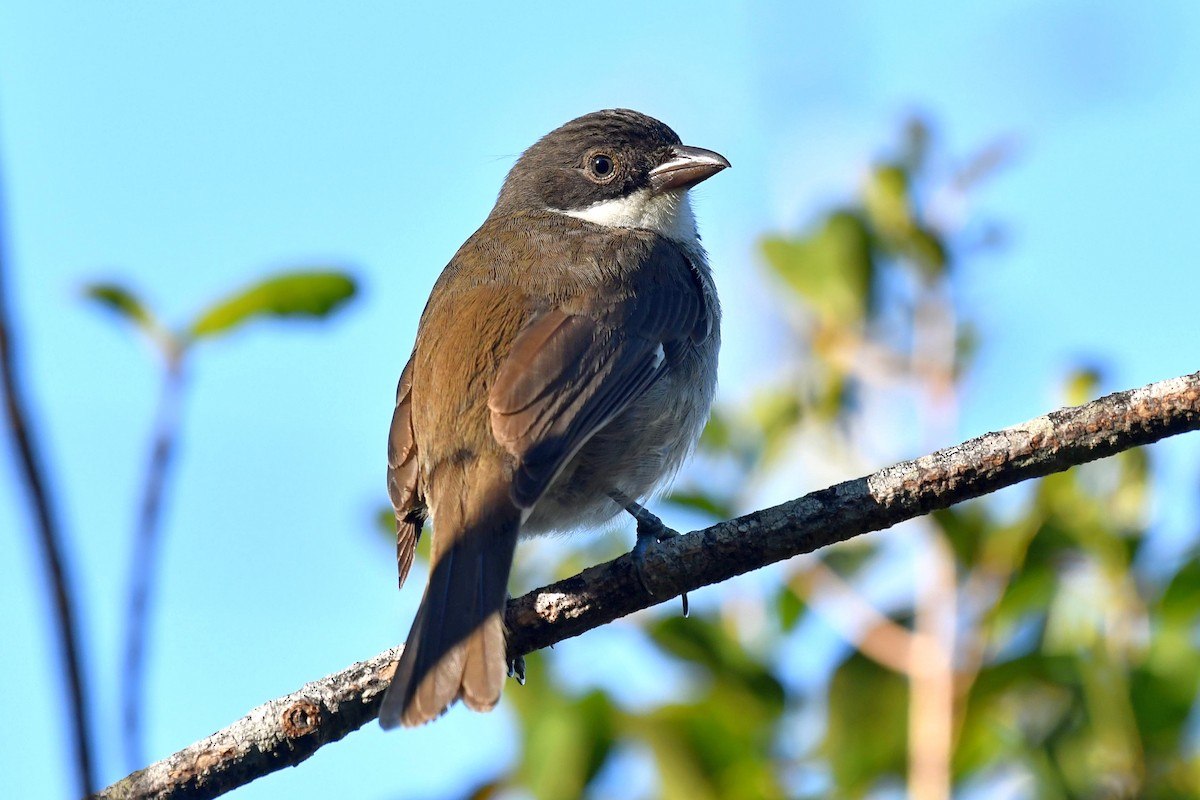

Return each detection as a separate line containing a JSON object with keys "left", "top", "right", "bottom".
{"left": 612, "top": 494, "right": 689, "bottom": 617}
{"left": 503, "top": 593, "right": 527, "bottom": 685}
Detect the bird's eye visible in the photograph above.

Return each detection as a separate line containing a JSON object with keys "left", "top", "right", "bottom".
{"left": 587, "top": 153, "right": 617, "bottom": 181}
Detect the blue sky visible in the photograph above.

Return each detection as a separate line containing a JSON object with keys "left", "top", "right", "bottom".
{"left": 1, "top": 2, "right": 1198, "bottom": 798}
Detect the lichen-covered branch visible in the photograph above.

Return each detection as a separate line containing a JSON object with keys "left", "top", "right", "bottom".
{"left": 99, "top": 370, "right": 1200, "bottom": 800}
{"left": 98, "top": 650, "right": 398, "bottom": 800}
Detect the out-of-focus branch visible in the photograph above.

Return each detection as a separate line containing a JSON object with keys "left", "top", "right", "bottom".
{"left": 0, "top": 137, "right": 97, "bottom": 797}
{"left": 122, "top": 349, "right": 186, "bottom": 771}
{"left": 789, "top": 563, "right": 915, "bottom": 674}
{"left": 908, "top": 526, "right": 956, "bottom": 800}
{"left": 99, "top": 370, "right": 1200, "bottom": 800}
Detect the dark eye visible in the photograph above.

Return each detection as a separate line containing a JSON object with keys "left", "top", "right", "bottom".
{"left": 588, "top": 153, "right": 616, "bottom": 180}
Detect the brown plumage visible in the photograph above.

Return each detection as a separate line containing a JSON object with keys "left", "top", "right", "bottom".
{"left": 379, "top": 110, "right": 727, "bottom": 728}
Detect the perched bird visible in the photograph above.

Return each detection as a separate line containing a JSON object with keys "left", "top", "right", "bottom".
{"left": 380, "top": 109, "right": 729, "bottom": 728}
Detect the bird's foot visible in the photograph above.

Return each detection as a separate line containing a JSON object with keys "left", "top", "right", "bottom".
{"left": 626, "top": 502, "right": 689, "bottom": 617}
{"left": 507, "top": 654, "right": 526, "bottom": 686}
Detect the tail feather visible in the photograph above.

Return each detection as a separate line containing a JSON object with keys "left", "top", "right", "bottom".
{"left": 460, "top": 612, "right": 507, "bottom": 711}
{"left": 379, "top": 466, "right": 520, "bottom": 728}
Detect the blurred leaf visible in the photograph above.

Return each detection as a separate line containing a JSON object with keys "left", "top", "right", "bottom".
{"left": 863, "top": 163, "right": 913, "bottom": 241}
{"left": 1130, "top": 659, "right": 1195, "bottom": 774}
{"left": 84, "top": 282, "right": 155, "bottom": 328}
{"left": 1134, "top": 553, "right": 1200, "bottom": 767}
{"left": 904, "top": 224, "right": 948, "bottom": 277}
{"left": 508, "top": 656, "right": 617, "bottom": 800}
{"left": 900, "top": 116, "right": 932, "bottom": 175}
{"left": 955, "top": 653, "right": 1079, "bottom": 784}
{"left": 749, "top": 389, "right": 804, "bottom": 465}
{"left": 698, "top": 409, "right": 734, "bottom": 452}
{"left": 665, "top": 490, "right": 736, "bottom": 523}
{"left": 775, "top": 583, "right": 806, "bottom": 632}
{"left": 637, "top": 615, "right": 787, "bottom": 800}
{"left": 933, "top": 504, "right": 989, "bottom": 567}
{"left": 824, "top": 650, "right": 909, "bottom": 794}
{"left": 698, "top": 409, "right": 762, "bottom": 471}
{"left": 985, "top": 511, "right": 1066, "bottom": 643}
{"left": 375, "top": 505, "right": 394, "bottom": 539}
{"left": 819, "top": 541, "right": 876, "bottom": 579}
{"left": 187, "top": 270, "right": 357, "bottom": 340}
{"left": 643, "top": 698, "right": 787, "bottom": 800}
{"left": 955, "top": 322, "right": 980, "bottom": 374}
{"left": 812, "top": 369, "right": 851, "bottom": 422}
{"left": 649, "top": 615, "right": 785, "bottom": 713}
{"left": 1158, "top": 551, "right": 1200, "bottom": 621}
{"left": 1063, "top": 366, "right": 1105, "bottom": 406}
{"left": 761, "top": 211, "right": 872, "bottom": 326}
{"left": 861, "top": 162, "right": 949, "bottom": 277}
{"left": 83, "top": 282, "right": 170, "bottom": 349}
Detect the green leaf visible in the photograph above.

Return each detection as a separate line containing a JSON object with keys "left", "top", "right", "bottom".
{"left": 904, "top": 224, "right": 948, "bottom": 278}
{"left": 955, "top": 322, "right": 980, "bottom": 373}
{"left": 636, "top": 615, "right": 787, "bottom": 800}
{"left": 1158, "top": 552, "right": 1200, "bottom": 621}
{"left": 1063, "top": 366, "right": 1105, "bottom": 406}
{"left": 774, "top": 582, "right": 805, "bottom": 631}
{"left": 665, "top": 490, "right": 735, "bottom": 523}
{"left": 187, "top": 270, "right": 357, "bottom": 340}
{"left": 761, "top": 211, "right": 872, "bottom": 326}
{"left": 824, "top": 650, "right": 909, "bottom": 794}
{"left": 932, "top": 504, "right": 989, "bottom": 568}
{"left": 819, "top": 542, "right": 877, "bottom": 579}
{"left": 507, "top": 661, "right": 616, "bottom": 800}
{"left": 1136, "top": 555, "right": 1200, "bottom": 764}
{"left": 955, "top": 653, "right": 1079, "bottom": 783}
{"left": 863, "top": 163, "right": 913, "bottom": 240}
{"left": 649, "top": 615, "right": 785, "bottom": 714}
{"left": 749, "top": 388, "right": 804, "bottom": 464}
{"left": 698, "top": 409, "right": 734, "bottom": 452}
{"left": 83, "top": 282, "right": 167, "bottom": 342}
{"left": 643, "top": 699, "right": 787, "bottom": 800}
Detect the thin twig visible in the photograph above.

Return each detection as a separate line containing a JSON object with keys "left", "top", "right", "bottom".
{"left": 122, "top": 349, "right": 187, "bottom": 771}
{"left": 99, "top": 370, "right": 1200, "bottom": 800}
{"left": 0, "top": 130, "right": 97, "bottom": 797}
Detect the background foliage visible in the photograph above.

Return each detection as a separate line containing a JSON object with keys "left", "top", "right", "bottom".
{"left": 4, "top": 5, "right": 1199, "bottom": 797}
{"left": 45, "top": 114, "right": 1200, "bottom": 800}
{"left": 444, "top": 120, "right": 1200, "bottom": 800}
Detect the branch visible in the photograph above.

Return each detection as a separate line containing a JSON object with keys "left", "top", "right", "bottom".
{"left": 99, "top": 370, "right": 1200, "bottom": 800}
{"left": 123, "top": 351, "right": 187, "bottom": 771}
{"left": 0, "top": 129, "right": 97, "bottom": 797}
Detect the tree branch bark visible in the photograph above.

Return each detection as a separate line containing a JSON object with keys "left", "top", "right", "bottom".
{"left": 99, "top": 370, "right": 1200, "bottom": 800}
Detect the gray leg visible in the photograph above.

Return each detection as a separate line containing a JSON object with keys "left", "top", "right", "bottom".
{"left": 504, "top": 592, "right": 527, "bottom": 685}
{"left": 613, "top": 495, "right": 689, "bottom": 617}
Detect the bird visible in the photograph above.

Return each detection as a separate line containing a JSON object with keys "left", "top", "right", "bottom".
{"left": 379, "top": 108, "right": 729, "bottom": 728}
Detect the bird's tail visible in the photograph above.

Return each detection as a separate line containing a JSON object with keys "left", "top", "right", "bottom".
{"left": 379, "top": 459, "right": 521, "bottom": 728}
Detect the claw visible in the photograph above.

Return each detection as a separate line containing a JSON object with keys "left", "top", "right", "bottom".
{"left": 507, "top": 654, "right": 526, "bottom": 686}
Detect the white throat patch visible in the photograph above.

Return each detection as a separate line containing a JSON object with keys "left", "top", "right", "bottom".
{"left": 557, "top": 189, "right": 699, "bottom": 245}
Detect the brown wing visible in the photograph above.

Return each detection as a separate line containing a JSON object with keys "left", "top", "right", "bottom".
{"left": 387, "top": 357, "right": 425, "bottom": 589}
{"left": 487, "top": 243, "right": 708, "bottom": 509}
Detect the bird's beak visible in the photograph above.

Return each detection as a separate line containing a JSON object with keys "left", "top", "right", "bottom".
{"left": 648, "top": 144, "right": 729, "bottom": 193}
{"left": 649, "top": 145, "right": 731, "bottom": 194}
